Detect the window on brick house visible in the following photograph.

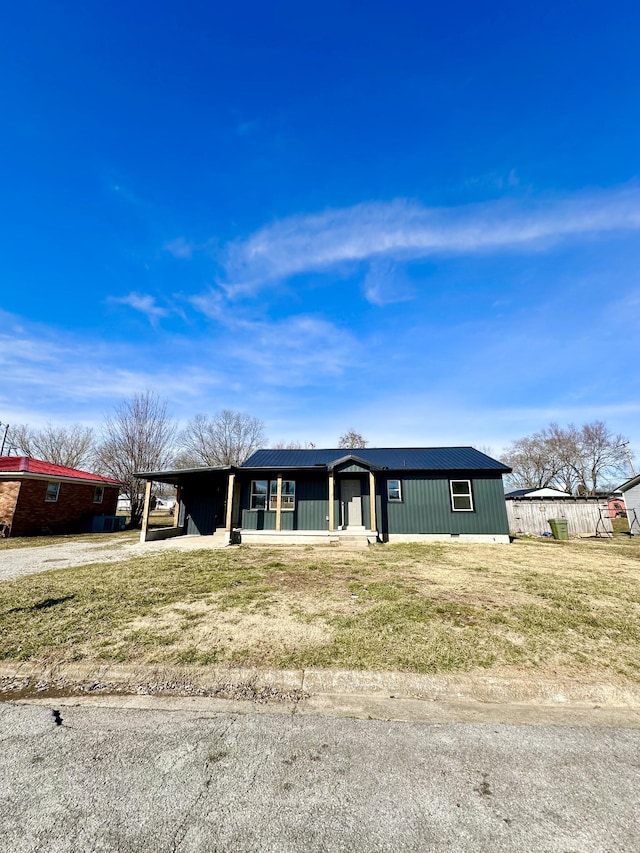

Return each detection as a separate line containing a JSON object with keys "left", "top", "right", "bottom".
{"left": 94, "top": 486, "right": 104, "bottom": 504}
{"left": 45, "top": 482, "right": 60, "bottom": 502}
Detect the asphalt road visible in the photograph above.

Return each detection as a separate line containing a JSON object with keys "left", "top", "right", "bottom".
{"left": 1, "top": 701, "right": 639, "bottom": 852}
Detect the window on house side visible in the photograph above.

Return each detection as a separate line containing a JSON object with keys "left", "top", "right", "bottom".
{"left": 387, "top": 479, "right": 402, "bottom": 501}
{"left": 450, "top": 480, "right": 473, "bottom": 511}
{"left": 45, "top": 482, "right": 60, "bottom": 502}
{"left": 94, "top": 486, "right": 104, "bottom": 504}
{"left": 250, "top": 480, "right": 268, "bottom": 510}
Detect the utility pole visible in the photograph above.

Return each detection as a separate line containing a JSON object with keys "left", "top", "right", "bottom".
{"left": 619, "top": 441, "right": 637, "bottom": 478}
{"left": 0, "top": 423, "right": 8, "bottom": 456}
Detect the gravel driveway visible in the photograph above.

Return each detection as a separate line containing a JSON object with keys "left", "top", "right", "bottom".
{"left": 0, "top": 536, "right": 228, "bottom": 582}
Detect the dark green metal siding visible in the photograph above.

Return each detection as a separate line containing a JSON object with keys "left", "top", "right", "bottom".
{"left": 241, "top": 510, "right": 294, "bottom": 530}
{"left": 296, "top": 477, "right": 329, "bottom": 529}
{"left": 181, "top": 485, "right": 226, "bottom": 535}
{"left": 236, "top": 472, "right": 509, "bottom": 535}
{"left": 380, "top": 475, "right": 509, "bottom": 536}
{"left": 239, "top": 475, "right": 328, "bottom": 530}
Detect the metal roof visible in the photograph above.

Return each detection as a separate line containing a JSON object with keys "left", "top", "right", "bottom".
{"left": 0, "top": 456, "right": 121, "bottom": 485}
{"left": 135, "top": 465, "right": 232, "bottom": 484}
{"left": 242, "top": 447, "right": 511, "bottom": 472}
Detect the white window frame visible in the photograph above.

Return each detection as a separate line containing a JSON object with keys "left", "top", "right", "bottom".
{"left": 387, "top": 479, "right": 402, "bottom": 502}
{"left": 250, "top": 480, "right": 268, "bottom": 510}
{"left": 450, "top": 479, "right": 474, "bottom": 512}
{"left": 269, "top": 480, "right": 296, "bottom": 511}
{"left": 93, "top": 486, "right": 105, "bottom": 504}
{"left": 45, "top": 482, "right": 60, "bottom": 502}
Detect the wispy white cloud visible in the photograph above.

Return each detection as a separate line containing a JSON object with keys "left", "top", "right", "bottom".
{"left": 227, "top": 314, "right": 358, "bottom": 384}
{"left": 361, "top": 260, "right": 416, "bottom": 306}
{"left": 111, "top": 292, "right": 170, "bottom": 323}
{"left": 220, "top": 183, "right": 640, "bottom": 295}
{"left": 188, "top": 292, "right": 359, "bottom": 384}
{"left": 0, "top": 310, "right": 226, "bottom": 425}
{"left": 164, "top": 237, "right": 197, "bottom": 259}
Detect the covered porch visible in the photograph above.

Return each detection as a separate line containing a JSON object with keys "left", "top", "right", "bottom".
{"left": 137, "top": 456, "right": 382, "bottom": 546}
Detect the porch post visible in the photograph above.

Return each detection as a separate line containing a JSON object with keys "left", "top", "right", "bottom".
{"left": 174, "top": 485, "right": 182, "bottom": 529}
{"left": 275, "top": 473, "right": 283, "bottom": 531}
{"left": 328, "top": 472, "right": 335, "bottom": 531}
{"left": 225, "top": 472, "right": 235, "bottom": 531}
{"left": 369, "top": 471, "right": 377, "bottom": 533}
{"left": 140, "top": 480, "right": 152, "bottom": 543}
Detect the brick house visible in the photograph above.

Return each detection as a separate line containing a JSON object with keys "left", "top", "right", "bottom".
{"left": 0, "top": 457, "right": 121, "bottom": 537}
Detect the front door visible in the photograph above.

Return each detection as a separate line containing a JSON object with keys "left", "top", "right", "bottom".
{"left": 341, "top": 479, "right": 363, "bottom": 528}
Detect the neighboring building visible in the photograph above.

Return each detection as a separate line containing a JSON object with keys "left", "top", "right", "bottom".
{"left": 136, "top": 447, "right": 512, "bottom": 545}
{"left": 607, "top": 494, "right": 626, "bottom": 519}
{"left": 0, "top": 457, "right": 121, "bottom": 537}
{"left": 617, "top": 475, "right": 640, "bottom": 535}
{"left": 504, "top": 487, "right": 571, "bottom": 498}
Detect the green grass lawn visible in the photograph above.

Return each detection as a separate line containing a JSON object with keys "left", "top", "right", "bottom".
{"left": 1, "top": 537, "right": 639, "bottom": 680}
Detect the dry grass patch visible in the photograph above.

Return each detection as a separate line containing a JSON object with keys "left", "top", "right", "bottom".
{"left": 0, "top": 538, "right": 639, "bottom": 681}
{"left": 0, "top": 529, "right": 139, "bottom": 550}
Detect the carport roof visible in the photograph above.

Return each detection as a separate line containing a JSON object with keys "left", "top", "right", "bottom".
{"left": 135, "top": 465, "right": 233, "bottom": 484}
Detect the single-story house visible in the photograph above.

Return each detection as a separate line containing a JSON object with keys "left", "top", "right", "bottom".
{"left": 136, "top": 446, "right": 512, "bottom": 545}
{"left": 617, "top": 475, "right": 640, "bottom": 535}
{"left": 0, "top": 456, "right": 121, "bottom": 537}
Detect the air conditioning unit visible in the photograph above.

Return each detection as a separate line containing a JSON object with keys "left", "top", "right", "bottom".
{"left": 89, "top": 515, "right": 127, "bottom": 533}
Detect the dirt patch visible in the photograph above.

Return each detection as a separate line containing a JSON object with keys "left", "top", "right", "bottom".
{"left": 121, "top": 597, "right": 334, "bottom": 663}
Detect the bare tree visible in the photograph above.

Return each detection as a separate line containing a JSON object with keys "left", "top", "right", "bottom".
{"left": 272, "top": 440, "right": 317, "bottom": 449}
{"left": 504, "top": 421, "right": 631, "bottom": 494}
{"left": 338, "top": 429, "right": 368, "bottom": 449}
{"left": 8, "top": 422, "right": 95, "bottom": 469}
{"left": 569, "top": 421, "right": 630, "bottom": 494}
{"left": 94, "top": 392, "right": 177, "bottom": 528}
{"left": 176, "top": 410, "right": 266, "bottom": 468}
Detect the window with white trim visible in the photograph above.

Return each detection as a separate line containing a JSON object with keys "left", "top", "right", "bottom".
{"left": 387, "top": 479, "right": 402, "bottom": 501}
{"left": 45, "top": 482, "right": 60, "bottom": 502}
{"left": 269, "top": 480, "right": 296, "bottom": 511}
{"left": 450, "top": 479, "right": 473, "bottom": 511}
{"left": 93, "top": 486, "right": 104, "bottom": 504}
{"left": 250, "top": 480, "right": 268, "bottom": 510}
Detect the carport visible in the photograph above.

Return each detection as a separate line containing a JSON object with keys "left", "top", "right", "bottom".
{"left": 136, "top": 466, "right": 234, "bottom": 543}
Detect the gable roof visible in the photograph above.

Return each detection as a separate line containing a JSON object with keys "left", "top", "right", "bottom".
{"left": 0, "top": 456, "right": 121, "bottom": 485}
{"left": 242, "top": 447, "right": 511, "bottom": 472}
{"left": 504, "top": 487, "right": 571, "bottom": 498}
{"left": 618, "top": 473, "right": 640, "bottom": 492}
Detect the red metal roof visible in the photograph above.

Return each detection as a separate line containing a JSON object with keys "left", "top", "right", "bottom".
{"left": 0, "top": 456, "right": 121, "bottom": 485}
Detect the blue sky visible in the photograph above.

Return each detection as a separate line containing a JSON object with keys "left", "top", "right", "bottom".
{"left": 2, "top": 0, "right": 640, "bottom": 459}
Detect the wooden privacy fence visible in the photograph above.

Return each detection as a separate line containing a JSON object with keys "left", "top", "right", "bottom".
{"left": 506, "top": 498, "right": 612, "bottom": 537}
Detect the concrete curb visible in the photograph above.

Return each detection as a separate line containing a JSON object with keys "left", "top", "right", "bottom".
{"left": 2, "top": 660, "right": 640, "bottom": 709}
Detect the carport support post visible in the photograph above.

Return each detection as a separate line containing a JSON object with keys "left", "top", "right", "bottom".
{"left": 369, "top": 471, "right": 376, "bottom": 533}
{"left": 275, "top": 474, "right": 283, "bottom": 532}
{"left": 328, "top": 472, "right": 335, "bottom": 531}
{"left": 140, "top": 481, "right": 152, "bottom": 543}
{"left": 225, "top": 473, "right": 235, "bottom": 535}
{"left": 174, "top": 485, "right": 182, "bottom": 529}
